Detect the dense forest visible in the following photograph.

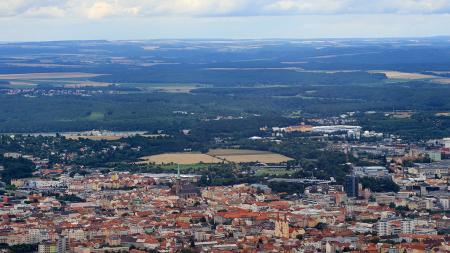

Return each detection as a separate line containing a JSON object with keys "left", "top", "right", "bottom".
{"left": 0, "top": 39, "right": 448, "bottom": 191}
{"left": 0, "top": 155, "right": 35, "bottom": 183}
{"left": 2, "top": 81, "right": 450, "bottom": 140}
{"left": 1, "top": 39, "right": 450, "bottom": 140}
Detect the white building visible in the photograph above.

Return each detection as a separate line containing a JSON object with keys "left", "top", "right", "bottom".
{"left": 401, "top": 219, "right": 415, "bottom": 234}
{"left": 443, "top": 138, "right": 450, "bottom": 148}
{"left": 439, "top": 197, "right": 449, "bottom": 210}
{"left": 354, "top": 166, "right": 389, "bottom": 178}
{"left": 377, "top": 221, "right": 392, "bottom": 236}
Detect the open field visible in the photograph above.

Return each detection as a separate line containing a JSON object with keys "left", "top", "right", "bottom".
{"left": 369, "top": 70, "right": 450, "bottom": 84}
{"left": 6, "top": 63, "right": 82, "bottom": 68}
{"left": 430, "top": 71, "right": 450, "bottom": 75}
{"left": 65, "top": 135, "right": 123, "bottom": 141}
{"left": 138, "top": 153, "right": 223, "bottom": 165}
{"left": 62, "top": 131, "right": 146, "bottom": 141}
{"left": 153, "top": 86, "right": 198, "bottom": 93}
{"left": 160, "top": 163, "right": 210, "bottom": 171}
{"left": 392, "top": 111, "right": 414, "bottom": 119}
{"left": 216, "top": 154, "right": 293, "bottom": 163}
{"left": 432, "top": 78, "right": 450, "bottom": 84}
{"left": 369, "top": 70, "right": 438, "bottom": 80}
{"left": 0, "top": 72, "right": 105, "bottom": 80}
{"left": 85, "top": 112, "right": 105, "bottom": 121}
{"left": 436, "top": 112, "right": 450, "bottom": 117}
{"left": 255, "top": 168, "right": 299, "bottom": 177}
{"left": 208, "top": 149, "right": 271, "bottom": 156}
{"left": 7, "top": 81, "right": 37, "bottom": 87}
{"left": 63, "top": 81, "right": 111, "bottom": 88}
{"left": 208, "top": 149, "right": 293, "bottom": 164}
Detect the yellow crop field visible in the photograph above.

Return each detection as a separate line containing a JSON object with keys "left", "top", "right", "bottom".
{"left": 138, "top": 153, "right": 223, "bottom": 165}
{"left": 369, "top": 70, "right": 438, "bottom": 80}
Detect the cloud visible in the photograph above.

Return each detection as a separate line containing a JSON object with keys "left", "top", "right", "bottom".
{"left": 263, "top": 0, "right": 450, "bottom": 15}
{"left": 371, "top": 0, "right": 450, "bottom": 14}
{"left": 22, "top": 6, "right": 66, "bottom": 18}
{"left": 263, "top": 0, "right": 350, "bottom": 14}
{"left": 1, "top": 0, "right": 450, "bottom": 19}
{"left": 82, "top": 1, "right": 140, "bottom": 19}
{"left": 0, "top": 0, "right": 28, "bottom": 16}
{"left": 147, "top": 0, "right": 247, "bottom": 16}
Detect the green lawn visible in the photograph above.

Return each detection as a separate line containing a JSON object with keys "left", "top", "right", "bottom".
{"left": 86, "top": 112, "right": 105, "bottom": 121}
{"left": 255, "top": 168, "right": 299, "bottom": 177}
{"left": 160, "top": 163, "right": 210, "bottom": 171}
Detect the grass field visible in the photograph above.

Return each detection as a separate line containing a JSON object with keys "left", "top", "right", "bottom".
{"left": 208, "top": 149, "right": 293, "bottom": 164}
{"left": 160, "top": 163, "right": 210, "bottom": 171}
{"left": 255, "top": 168, "right": 298, "bottom": 177}
{"left": 138, "top": 153, "right": 223, "bottom": 165}
{"left": 86, "top": 112, "right": 105, "bottom": 121}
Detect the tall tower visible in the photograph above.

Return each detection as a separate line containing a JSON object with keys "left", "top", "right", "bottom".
{"left": 174, "top": 164, "right": 182, "bottom": 195}
{"left": 345, "top": 174, "right": 359, "bottom": 198}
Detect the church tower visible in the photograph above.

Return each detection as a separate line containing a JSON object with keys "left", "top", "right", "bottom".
{"left": 275, "top": 214, "right": 290, "bottom": 238}
{"left": 174, "top": 164, "right": 182, "bottom": 195}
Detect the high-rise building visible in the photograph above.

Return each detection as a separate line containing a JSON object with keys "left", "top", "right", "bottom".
{"left": 38, "top": 242, "right": 57, "bottom": 253}
{"left": 401, "top": 219, "right": 415, "bottom": 234}
{"left": 345, "top": 175, "right": 359, "bottom": 198}
{"left": 377, "top": 220, "right": 392, "bottom": 236}
{"left": 443, "top": 138, "right": 450, "bottom": 148}
{"left": 57, "top": 236, "right": 69, "bottom": 253}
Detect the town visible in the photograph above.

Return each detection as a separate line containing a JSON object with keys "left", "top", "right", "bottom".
{"left": 1, "top": 12, "right": 450, "bottom": 253}
{"left": 0, "top": 117, "right": 448, "bottom": 253}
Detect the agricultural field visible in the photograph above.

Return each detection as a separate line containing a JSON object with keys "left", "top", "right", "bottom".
{"left": 138, "top": 153, "right": 223, "bottom": 165}
{"left": 63, "top": 81, "right": 111, "bottom": 88}
{"left": 369, "top": 70, "right": 438, "bottom": 80}
{"left": 137, "top": 149, "right": 293, "bottom": 165}
{"left": 64, "top": 135, "right": 123, "bottom": 141}
{"left": 391, "top": 111, "right": 414, "bottom": 119}
{"left": 208, "top": 149, "right": 293, "bottom": 164}
{"left": 0, "top": 72, "right": 105, "bottom": 80}
{"left": 436, "top": 112, "right": 450, "bottom": 117}
{"left": 62, "top": 131, "right": 146, "bottom": 141}
{"left": 153, "top": 86, "right": 198, "bottom": 93}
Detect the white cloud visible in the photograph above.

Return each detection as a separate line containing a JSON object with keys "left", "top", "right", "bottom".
{"left": 0, "top": 0, "right": 28, "bottom": 16}
{"left": 134, "top": 0, "right": 249, "bottom": 16}
{"left": 369, "top": 0, "right": 450, "bottom": 14}
{"left": 82, "top": 1, "right": 140, "bottom": 19}
{"left": 22, "top": 6, "right": 66, "bottom": 18}
{"left": 263, "top": 0, "right": 350, "bottom": 14}
{"left": 263, "top": 0, "right": 450, "bottom": 15}
{"left": 1, "top": 0, "right": 450, "bottom": 19}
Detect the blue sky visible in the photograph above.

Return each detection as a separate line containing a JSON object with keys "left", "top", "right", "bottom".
{"left": 1, "top": 0, "right": 450, "bottom": 41}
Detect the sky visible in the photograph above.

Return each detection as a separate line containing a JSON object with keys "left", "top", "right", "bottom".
{"left": 1, "top": 0, "right": 450, "bottom": 41}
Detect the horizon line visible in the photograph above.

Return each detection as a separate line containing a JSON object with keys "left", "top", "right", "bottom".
{"left": 1, "top": 35, "right": 450, "bottom": 43}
